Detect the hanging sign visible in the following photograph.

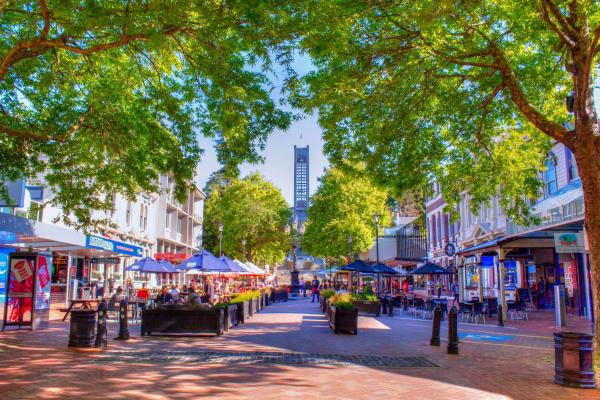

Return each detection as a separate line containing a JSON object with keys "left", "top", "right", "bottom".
{"left": 554, "top": 232, "right": 584, "bottom": 253}
{"left": 444, "top": 243, "right": 456, "bottom": 257}
{"left": 86, "top": 235, "right": 143, "bottom": 257}
{"left": 480, "top": 256, "right": 495, "bottom": 268}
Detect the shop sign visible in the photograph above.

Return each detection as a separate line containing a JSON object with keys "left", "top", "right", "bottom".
{"left": 554, "top": 232, "right": 584, "bottom": 253}
{"left": 12, "top": 259, "right": 33, "bottom": 283}
{"left": 8, "top": 259, "right": 34, "bottom": 298}
{"left": 504, "top": 261, "right": 517, "bottom": 290}
{"left": 90, "top": 257, "right": 120, "bottom": 264}
{"left": 86, "top": 235, "right": 143, "bottom": 257}
{"left": 480, "top": 256, "right": 495, "bottom": 268}
{"left": 444, "top": 243, "right": 456, "bottom": 257}
{"left": 0, "top": 252, "right": 8, "bottom": 296}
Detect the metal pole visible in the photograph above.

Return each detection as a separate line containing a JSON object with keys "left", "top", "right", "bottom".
{"left": 376, "top": 221, "right": 380, "bottom": 294}
{"left": 219, "top": 231, "right": 223, "bottom": 257}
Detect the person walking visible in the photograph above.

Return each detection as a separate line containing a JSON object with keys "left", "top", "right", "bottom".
{"left": 437, "top": 280, "right": 443, "bottom": 298}
{"left": 451, "top": 281, "right": 460, "bottom": 306}
{"left": 96, "top": 275, "right": 105, "bottom": 299}
{"left": 108, "top": 275, "right": 115, "bottom": 296}
{"left": 300, "top": 278, "right": 307, "bottom": 297}
{"left": 311, "top": 276, "right": 320, "bottom": 303}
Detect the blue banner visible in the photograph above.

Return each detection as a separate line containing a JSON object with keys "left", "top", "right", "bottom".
{"left": 86, "top": 235, "right": 143, "bottom": 257}
{"left": 481, "top": 255, "right": 495, "bottom": 268}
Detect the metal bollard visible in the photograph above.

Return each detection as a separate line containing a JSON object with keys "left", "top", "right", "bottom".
{"left": 382, "top": 299, "right": 388, "bottom": 315}
{"left": 388, "top": 300, "right": 394, "bottom": 317}
{"left": 95, "top": 299, "right": 108, "bottom": 348}
{"left": 497, "top": 304, "right": 504, "bottom": 327}
{"left": 403, "top": 296, "right": 408, "bottom": 311}
{"left": 114, "top": 298, "right": 130, "bottom": 340}
{"left": 447, "top": 306, "right": 459, "bottom": 354}
{"left": 430, "top": 305, "right": 441, "bottom": 346}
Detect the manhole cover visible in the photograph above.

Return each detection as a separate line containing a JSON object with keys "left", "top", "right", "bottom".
{"left": 93, "top": 351, "right": 438, "bottom": 368}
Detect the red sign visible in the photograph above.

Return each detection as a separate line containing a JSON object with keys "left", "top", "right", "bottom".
{"left": 37, "top": 257, "right": 50, "bottom": 289}
{"left": 155, "top": 253, "right": 191, "bottom": 263}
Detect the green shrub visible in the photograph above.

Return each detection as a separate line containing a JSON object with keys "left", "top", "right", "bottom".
{"left": 334, "top": 301, "right": 356, "bottom": 311}
{"left": 330, "top": 292, "right": 351, "bottom": 304}
{"left": 351, "top": 293, "right": 380, "bottom": 302}
{"left": 320, "top": 289, "right": 336, "bottom": 299}
{"left": 364, "top": 285, "right": 374, "bottom": 296}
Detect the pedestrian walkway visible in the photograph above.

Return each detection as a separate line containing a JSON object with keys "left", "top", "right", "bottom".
{"left": 0, "top": 299, "right": 598, "bottom": 399}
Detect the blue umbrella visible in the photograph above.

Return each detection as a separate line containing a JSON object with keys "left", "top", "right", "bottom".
{"left": 371, "top": 262, "right": 400, "bottom": 275}
{"left": 178, "top": 250, "right": 230, "bottom": 272}
{"left": 219, "top": 256, "right": 247, "bottom": 272}
{"left": 126, "top": 257, "right": 176, "bottom": 273}
{"left": 339, "top": 259, "right": 378, "bottom": 274}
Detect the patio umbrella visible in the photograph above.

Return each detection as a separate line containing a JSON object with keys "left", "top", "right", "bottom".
{"left": 245, "top": 261, "right": 266, "bottom": 275}
{"left": 409, "top": 261, "right": 453, "bottom": 275}
{"left": 371, "top": 262, "right": 399, "bottom": 275}
{"left": 338, "top": 259, "right": 378, "bottom": 274}
{"left": 219, "top": 256, "right": 248, "bottom": 273}
{"left": 179, "top": 250, "right": 230, "bottom": 274}
{"left": 126, "top": 257, "right": 176, "bottom": 273}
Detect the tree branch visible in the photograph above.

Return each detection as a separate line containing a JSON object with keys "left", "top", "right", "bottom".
{"left": 491, "top": 45, "right": 568, "bottom": 142}
{"left": 540, "top": 0, "right": 576, "bottom": 48}
{"left": 39, "top": 0, "right": 50, "bottom": 37}
{"left": 541, "top": 0, "right": 580, "bottom": 40}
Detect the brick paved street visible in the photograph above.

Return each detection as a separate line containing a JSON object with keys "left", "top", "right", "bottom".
{"left": 0, "top": 299, "right": 598, "bottom": 400}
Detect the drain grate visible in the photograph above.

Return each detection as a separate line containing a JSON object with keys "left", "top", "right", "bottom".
{"left": 93, "top": 351, "right": 438, "bottom": 368}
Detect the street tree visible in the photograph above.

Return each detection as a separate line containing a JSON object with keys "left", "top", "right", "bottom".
{"left": 203, "top": 173, "right": 291, "bottom": 264}
{"left": 290, "top": 0, "right": 600, "bottom": 368}
{"left": 0, "top": 1, "right": 292, "bottom": 230}
{"left": 301, "top": 167, "right": 390, "bottom": 262}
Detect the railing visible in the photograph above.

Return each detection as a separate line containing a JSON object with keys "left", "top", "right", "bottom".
{"left": 396, "top": 215, "right": 428, "bottom": 262}
{"left": 506, "top": 196, "right": 584, "bottom": 235}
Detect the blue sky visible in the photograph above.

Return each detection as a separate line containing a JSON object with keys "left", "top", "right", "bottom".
{"left": 196, "top": 54, "right": 328, "bottom": 206}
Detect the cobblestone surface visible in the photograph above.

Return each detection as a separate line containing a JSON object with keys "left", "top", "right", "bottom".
{"left": 0, "top": 298, "right": 599, "bottom": 400}
{"left": 94, "top": 350, "right": 439, "bottom": 368}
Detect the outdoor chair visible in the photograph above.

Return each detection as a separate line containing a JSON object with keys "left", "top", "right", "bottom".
{"left": 509, "top": 299, "right": 529, "bottom": 321}
{"left": 413, "top": 299, "right": 425, "bottom": 318}
{"left": 458, "top": 302, "right": 470, "bottom": 322}
{"left": 423, "top": 300, "right": 435, "bottom": 319}
{"left": 486, "top": 298, "right": 498, "bottom": 317}
{"left": 472, "top": 302, "right": 486, "bottom": 324}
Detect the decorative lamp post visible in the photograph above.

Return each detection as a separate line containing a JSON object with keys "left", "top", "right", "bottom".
{"left": 241, "top": 239, "right": 246, "bottom": 262}
{"left": 218, "top": 222, "right": 224, "bottom": 256}
{"left": 285, "top": 219, "right": 304, "bottom": 297}
{"left": 374, "top": 212, "right": 381, "bottom": 294}
{"left": 348, "top": 235, "right": 353, "bottom": 261}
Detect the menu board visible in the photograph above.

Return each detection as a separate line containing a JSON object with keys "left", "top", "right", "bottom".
{"left": 5, "top": 257, "right": 35, "bottom": 324}
{"left": 504, "top": 261, "right": 517, "bottom": 290}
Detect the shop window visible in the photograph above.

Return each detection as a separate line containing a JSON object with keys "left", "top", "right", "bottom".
{"left": 166, "top": 211, "right": 172, "bottom": 229}
{"left": 543, "top": 154, "right": 558, "bottom": 197}
{"left": 177, "top": 217, "right": 183, "bottom": 234}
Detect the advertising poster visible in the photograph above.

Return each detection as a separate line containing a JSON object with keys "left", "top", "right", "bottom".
{"left": 6, "top": 257, "right": 35, "bottom": 324}
{"left": 0, "top": 252, "right": 9, "bottom": 297}
{"left": 35, "top": 255, "right": 52, "bottom": 310}
{"left": 504, "top": 261, "right": 517, "bottom": 290}
{"left": 466, "top": 265, "right": 479, "bottom": 287}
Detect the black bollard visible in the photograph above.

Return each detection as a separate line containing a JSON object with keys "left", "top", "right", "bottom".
{"left": 430, "top": 305, "right": 442, "bottom": 346}
{"left": 403, "top": 296, "right": 408, "bottom": 312}
{"left": 497, "top": 304, "right": 504, "bottom": 327}
{"left": 382, "top": 298, "right": 388, "bottom": 315}
{"left": 114, "top": 298, "right": 130, "bottom": 340}
{"left": 388, "top": 299, "right": 394, "bottom": 317}
{"left": 447, "top": 306, "right": 459, "bottom": 354}
{"left": 95, "top": 299, "right": 108, "bottom": 348}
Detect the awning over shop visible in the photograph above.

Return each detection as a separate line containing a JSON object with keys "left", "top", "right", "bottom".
{"left": 532, "top": 178, "right": 582, "bottom": 215}
{"left": 456, "top": 237, "right": 504, "bottom": 255}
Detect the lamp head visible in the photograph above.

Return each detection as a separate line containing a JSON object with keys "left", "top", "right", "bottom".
{"left": 218, "top": 222, "right": 223, "bottom": 232}
{"left": 374, "top": 212, "right": 380, "bottom": 224}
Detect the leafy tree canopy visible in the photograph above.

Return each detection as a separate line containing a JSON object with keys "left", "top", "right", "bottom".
{"left": 301, "top": 167, "right": 390, "bottom": 261}
{"left": 289, "top": 0, "right": 599, "bottom": 222}
{"left": 203, "top": 172, "right": 291, "bottom": 264}
{"left": 0, "top": 0, "right": 293, "bottom": 229}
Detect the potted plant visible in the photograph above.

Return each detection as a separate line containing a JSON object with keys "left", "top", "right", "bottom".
{"left": 231, "top": 293, "right": 251, "bottom": 324}
{"left": 329, "top": 301, "right": 358, "bottom": 335}
{"left": 320, "top": 290, "right": 336, "bottom": 313}
{"left": 351, "top": 285, "right": 381, "bottom": 316}
{"left": 216, "top": 302, "right": 238, "bottom": 331}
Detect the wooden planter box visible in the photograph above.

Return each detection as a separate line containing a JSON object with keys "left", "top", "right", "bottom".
{"left": 236, "top": 300, "right": 250, "bottom": 324}
{"left": 352, "top": 300, "right": 381, "bottom": 317}
{"left": 223, "top": 304, "right": 238, "bottom": 331}
{"left": 271, "top": 288, "right": 289, "bottom": 302}
{"left": 258, "top": 295, "right": 264, "bottom": 311}
{"left": 329, "top": 306, "right": 358, "bottom": 335}
{"left": 249, "top": 297, "right": 259, "bottom": 316}
{"left": 263, "top": 293, "right": 270, "bottom": 307}
{"left": 141, "top": 307, "right": 224, "bottom": 336}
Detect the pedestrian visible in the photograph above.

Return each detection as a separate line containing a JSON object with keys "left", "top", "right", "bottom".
{"left": 300, "top": 278, "right": 306, "bottom": 297}
{"left": 108, "top": 275, "right": 115, "bottom": 296}
{"left": 311, "top": 275, "right": 320, "bottom": 303}
{"left": 96, "top": 275, "right": 105, "bottom": 298}
{"left": 402, "top": 279, "right": 409, "bottom": 293}
{"left": 452, "top": 281, "right": 460, "bottom": 306}
{"left": 437, "top": 280, "right": 443, "bottom": 298}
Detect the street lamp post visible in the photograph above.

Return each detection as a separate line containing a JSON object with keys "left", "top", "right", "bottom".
{"left": 374, "top": 212, "right": 380, "bottom": 294}
{"left": 285, "top": 220, "right": 304, "bottom": 297}
{"left": 241, "top": 239, "right": 246, "bottom": 262}
{"left": 218, "top": 222, "right": 224, "bottom": 256}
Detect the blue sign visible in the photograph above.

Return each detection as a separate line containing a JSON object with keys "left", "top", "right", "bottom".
{"left": 86, "top": 235, "right": 143, "bottom": 257}
{"left": 504, "top": 260, "right": 517, "bottom": 290}
{"left": 460, "top": 333, "right": 513, "bottom": 342}
{"left": 0, "top": 248, "right": 15, "bottom": 297}
{"left": 481, "top": 256, "right": 495, "bottom": 268}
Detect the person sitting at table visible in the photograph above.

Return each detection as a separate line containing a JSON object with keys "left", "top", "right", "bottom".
{"left": 156, "top": 286, "right": 173, "bottom": 303}
{"left": 169, "top": 284, "right": 179, "bottom": 299}
{"left": 136, "top": 283, "right": 150, "bottom": 301}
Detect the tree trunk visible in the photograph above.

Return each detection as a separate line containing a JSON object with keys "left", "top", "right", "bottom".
{"left": 574, "top": 147, "right": 600, "bottom": 377}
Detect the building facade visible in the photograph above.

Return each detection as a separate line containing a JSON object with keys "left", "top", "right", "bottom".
{"left": 293, "top": 145, "right": 309, "bottom": 224}
{"left": 425, "top": 141, "right": 592, "bottom": 319}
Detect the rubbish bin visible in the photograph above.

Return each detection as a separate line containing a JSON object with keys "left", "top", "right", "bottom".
{"left": 554, "top": 332, "right": 595, "bottom": 388}
{"left": 68, "top": 309, "right": 97, "bottom": 348}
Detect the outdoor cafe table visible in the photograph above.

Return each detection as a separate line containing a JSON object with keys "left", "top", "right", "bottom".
{"left": 61, "top": 299, "right": 101, "bottom": 321}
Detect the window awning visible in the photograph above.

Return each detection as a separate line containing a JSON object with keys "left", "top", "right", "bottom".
{"left": 532, "top": 178, "right": 582, "bottom": 215}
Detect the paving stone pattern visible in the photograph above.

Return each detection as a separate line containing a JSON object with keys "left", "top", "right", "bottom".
{"left": 94, "top": 350, "right": 439, "bottom": 368}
